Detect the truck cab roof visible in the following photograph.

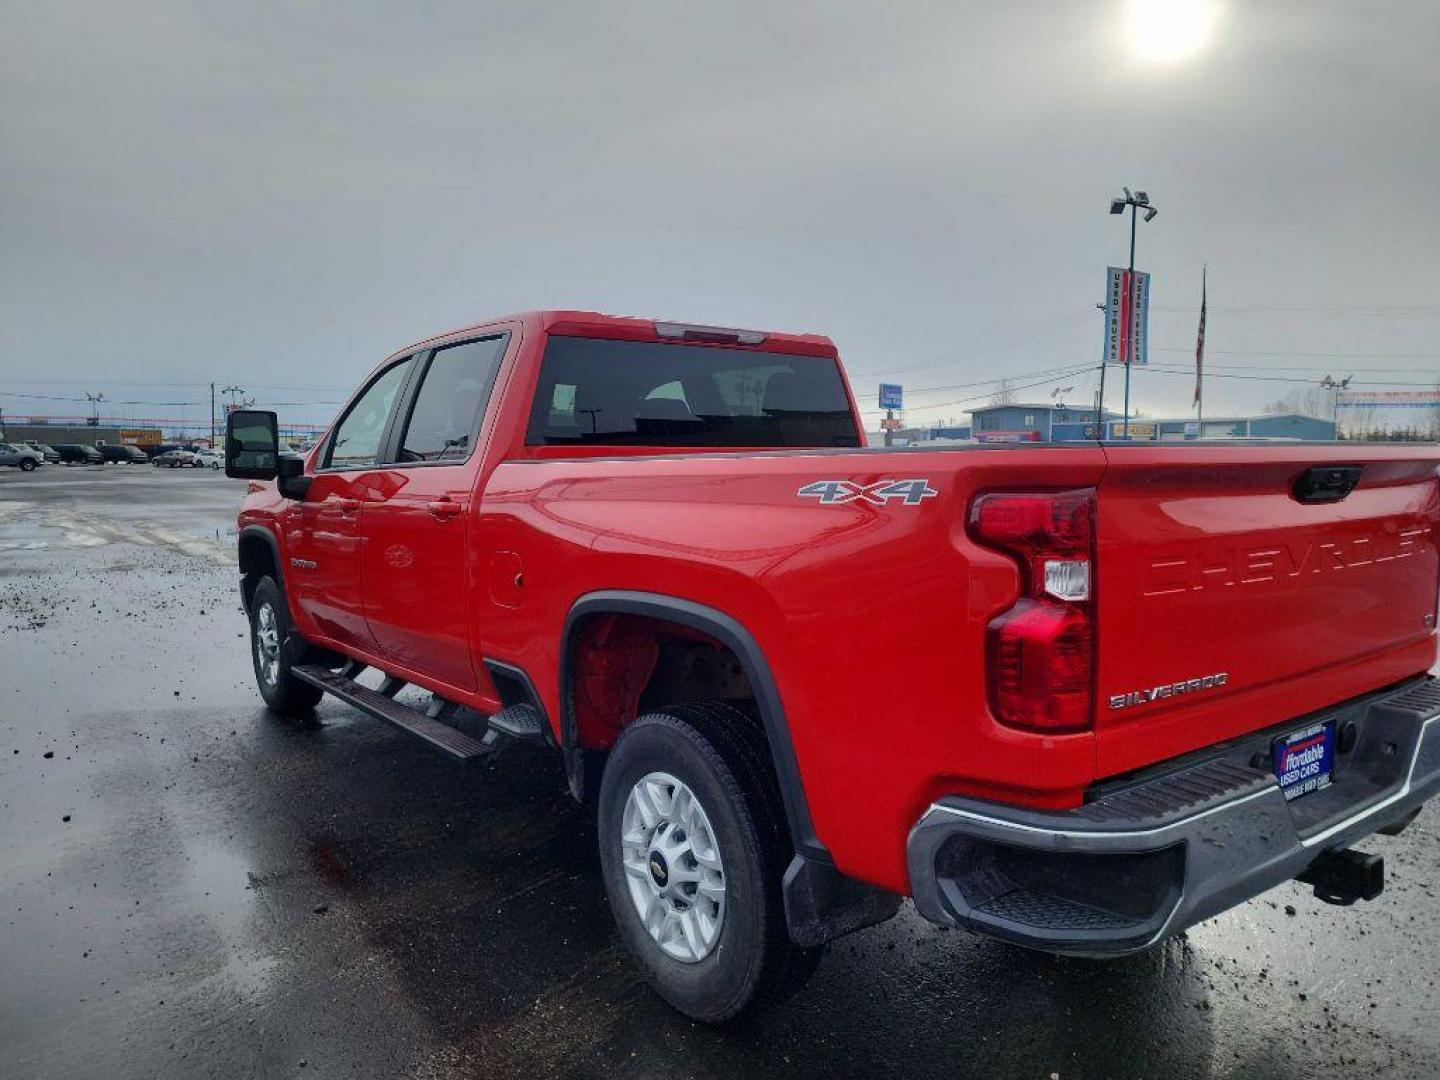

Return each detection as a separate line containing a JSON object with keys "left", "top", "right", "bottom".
{"left": 388, "top": 310, "right": 839, "bottom": 365}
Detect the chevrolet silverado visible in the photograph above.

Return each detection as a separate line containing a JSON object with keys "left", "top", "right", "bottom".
{"left": 226, "top": 310, "right": 1440, "bottom": 1021}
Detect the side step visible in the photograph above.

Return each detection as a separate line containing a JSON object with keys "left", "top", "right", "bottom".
{"left": 292, "top": 665, "right": 493, "bottom": 762}
{"left": 486, "top": 704, "right": 547, "bottom": 746}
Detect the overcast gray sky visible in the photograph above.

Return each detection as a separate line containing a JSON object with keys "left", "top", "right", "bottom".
{"left": 3, "top": 0, "right": 1438, "bottom": 433}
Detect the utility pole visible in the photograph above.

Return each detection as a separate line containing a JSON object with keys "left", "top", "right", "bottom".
{"left": 1195, "top": 264, "right": 1208, "bottom": 434}
{"left": 210, "top": 382, "right": 216, "bottom": 448}
{"left": 1125, "top": 202, "right": 1136, "bottom": 436}
{"left": 1107, "top": 188, "right": 1159, "bottom": 439}
{"left": 1095, "top": 301, "right": 1108, "bottom": 438}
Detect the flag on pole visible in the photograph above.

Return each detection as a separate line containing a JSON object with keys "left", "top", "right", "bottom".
{"left": 1193, "top": 265, "right": 1207, "bottom": 407}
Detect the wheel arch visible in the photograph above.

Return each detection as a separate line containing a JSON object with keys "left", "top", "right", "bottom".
{"left": 237, "top": 525, "right": 284, "bottom": 614}
{"left": 560, "top": 590, "right": 825, "bottom": 864}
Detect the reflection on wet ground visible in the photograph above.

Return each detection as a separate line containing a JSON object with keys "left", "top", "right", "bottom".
{"left": 1, "top": 468, "right": 1438, "bottom": 1078}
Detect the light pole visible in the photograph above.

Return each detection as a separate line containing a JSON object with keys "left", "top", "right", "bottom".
{"left": 85, "top": 391, "right": 106, "bottom": 427}
{"left": 222, "top": 385, "right": 247, "bottom": 413}
{"left": 1108, "top": 187, "right": 1159, "bottom": 438}
{"left": 1320, "top": 374, "right": 1352, "bottom": 431}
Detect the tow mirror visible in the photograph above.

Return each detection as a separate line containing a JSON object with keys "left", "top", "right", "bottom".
{"left": 225, "top": 409, "right": 280, "bottom": 480}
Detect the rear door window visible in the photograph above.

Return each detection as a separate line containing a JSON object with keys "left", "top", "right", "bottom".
{"left": 396, "top": 335, "right": 508, "bottom": 463}
{"left": 525, "top": 337, "right": 859, "bottom": 448}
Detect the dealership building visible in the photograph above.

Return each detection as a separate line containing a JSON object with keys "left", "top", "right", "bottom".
{"left": 0, "top": 422, "right": 166, "bottom": 448}
{"left": 964, "top": 403, "right": 1336, "bottom": 443}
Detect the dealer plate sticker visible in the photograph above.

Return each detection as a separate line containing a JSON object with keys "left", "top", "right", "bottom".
{"left": 1273, "top": 722, "right": 1335, "bottom": 801}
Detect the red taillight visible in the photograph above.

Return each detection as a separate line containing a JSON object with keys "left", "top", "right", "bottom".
{"left": 970, "top": 489, "right": 1097, "bottom": 733}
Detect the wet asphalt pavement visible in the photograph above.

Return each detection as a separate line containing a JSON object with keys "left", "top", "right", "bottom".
{"left": 1, "top": 466, "right": 1438, "bottom": 1079}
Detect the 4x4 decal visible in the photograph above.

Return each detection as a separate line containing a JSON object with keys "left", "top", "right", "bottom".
{"left": 797, "top": 479, "right": 938, "bottom": 506}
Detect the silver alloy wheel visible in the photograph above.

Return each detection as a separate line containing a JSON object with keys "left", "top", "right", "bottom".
{"left": 620, "top": 771, "right": 727, "bottom": 963}
{"left": 255, "top": 603, "right": 281, "bottom": 687}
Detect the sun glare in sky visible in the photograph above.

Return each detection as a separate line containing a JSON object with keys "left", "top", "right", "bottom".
{"left": 1127, "top": 0, "right": 1220, "bottom": 64}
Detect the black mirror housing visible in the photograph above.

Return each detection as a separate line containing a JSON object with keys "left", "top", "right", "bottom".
{"left": 277, "top": 453, "right": 311, "bottom": 501}
{"left": 225, "top": 409, "right": 280, "bottom": 480}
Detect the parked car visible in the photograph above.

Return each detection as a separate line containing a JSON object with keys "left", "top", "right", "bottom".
{"left": 152, "top": 449, "right": 200, "bottom": 468}
{"left": 23, "top": 442, "right": 63, "bottom": 464}
{"left": 53, "top": 444, "right": 104, "bottom": 465}
{"left": 230, "top": 309, "right": 1440, "bottom": 1023}
{"left": 99, "top": 444, "right": 149, "bottom": 464}
{"left": 0, "top": 443, "right": 45, "bottom": 471}
{"left": 194, "top": 449, "right": 224, "bottom": 470}
{"left": 142, "top": 443, "right": 183, "bottom": 460}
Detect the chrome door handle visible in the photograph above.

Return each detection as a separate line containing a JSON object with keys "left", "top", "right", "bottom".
{"left": 428, "top": 498, "right": 462, "bottom": 519}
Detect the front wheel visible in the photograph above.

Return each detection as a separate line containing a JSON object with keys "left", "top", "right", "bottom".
{"left": 19, "top": 459, "right": 36, "bottom": 472}
{"left": 597, "top": 704, "right": 822, "bottom": 1023}
{"left": 249, "top": 576, "right": 323, "bottom": 717}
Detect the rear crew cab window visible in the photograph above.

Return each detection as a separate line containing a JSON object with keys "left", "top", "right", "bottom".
{"left": 525, "top": 337, "right": 860, "bottom": 448}
{"left": 324, "top": 358, "right": 411, "bottom": 470}
{"left": 397, "top": 335, "right": 508, "bottom": 463}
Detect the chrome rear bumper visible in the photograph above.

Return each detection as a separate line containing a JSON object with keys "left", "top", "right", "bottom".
{"left": 907, "top": 678, "right": 1440, "bottom": 954}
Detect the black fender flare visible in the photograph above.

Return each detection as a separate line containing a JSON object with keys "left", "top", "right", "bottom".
{"left": 560, "top": 590, "right": 902, "bottom": 945}
{"left": 560, "top": 590, "right": 824, "bottom": 861}
{"left": 237, "top": 525, "right": 285, "bottom": 613}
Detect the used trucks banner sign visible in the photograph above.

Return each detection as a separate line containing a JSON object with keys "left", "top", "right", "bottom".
{"left": 1336, "top": 390, "right": 1440, "bottom": 409}
{"left": 1103, "top": 266, "right": 1150, "bottom": 366}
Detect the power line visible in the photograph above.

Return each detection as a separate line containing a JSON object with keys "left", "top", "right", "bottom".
{"left": 1151, "top": 304, "right": 1440, "bottom": 316}
{"left": 860, "top": 367, "right": 1098, "bottom": 414}
{"left": 1146, "top": 366, "right": 1440, "bottom": 387}
{"left": 0, "top": 391, "right": 205, "bottom": 406}
{"left": 848, "top": 308, "right": 1095, "bottom": 380}
{"left": 1152, "top": 346, "right": 1440, "bottom": 360}
{"left": 1161, "top": 362, "right": 1440, "bottom": 375}
{"left": 0, "top": 390, "right": 343, "bottom": 408}
{"left": 0, "top": 376, "right": 354, "bottom": 391}
{"left": 891, "top": 361, "right": 1099, "bottom": 396}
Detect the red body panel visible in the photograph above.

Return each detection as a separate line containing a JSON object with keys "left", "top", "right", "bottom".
{"left": 239, "top": 310, "right": 1440, "bottom": 897}
{"left": 286, "top": 472, "right": 372, "bottom": 653}
{"left": 361, "top": 462, "right": 480, "bottom": 691}
{"left": 1093, "top": 446, "right": 1440, "bottom": 777}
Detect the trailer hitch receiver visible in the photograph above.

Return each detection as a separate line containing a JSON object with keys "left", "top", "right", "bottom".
{"left": 1295, "top": 848, "right": 1384, "bottom": 906}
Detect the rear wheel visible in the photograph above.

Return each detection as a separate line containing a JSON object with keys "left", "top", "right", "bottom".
{"left": 249, "top": 576, "right": 323, "bottom": 717}
{"left": 598, "top": 703, "right": 823, "bottom": 1023}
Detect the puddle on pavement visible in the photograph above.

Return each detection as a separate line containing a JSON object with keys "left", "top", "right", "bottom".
{"left": 181, "top": 840, "right": 279, "bottom": 998}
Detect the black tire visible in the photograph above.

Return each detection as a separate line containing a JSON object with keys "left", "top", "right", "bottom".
{"left": 597, "top": 703, "right": 823, "bottom": 1023}
{"left": 249, "top": 576, "right": 323, "bottom": 717}
{"left": 19, "top": 459, "right": 36, "bottom": 472}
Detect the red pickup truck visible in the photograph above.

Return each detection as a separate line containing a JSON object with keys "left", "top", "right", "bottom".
{"left": 228, "top": 310, "right": 1440, "bottom": 1022}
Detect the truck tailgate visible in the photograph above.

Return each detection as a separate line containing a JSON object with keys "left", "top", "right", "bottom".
{"left": 1094, "top": 444, "right": 1440, "bottom": 777}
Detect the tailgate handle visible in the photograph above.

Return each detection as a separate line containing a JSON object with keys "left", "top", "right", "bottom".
{"left": 1293, "top": 464, "right": 1362, "bottom": 504}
